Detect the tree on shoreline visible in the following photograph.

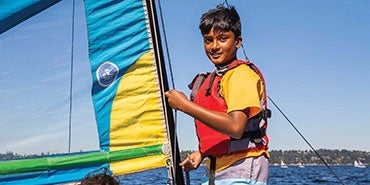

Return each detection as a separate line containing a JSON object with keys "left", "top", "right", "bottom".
{"left": 180, "top": 149, "right": 369, "bottom": 165}
{"left": 2, "top": 149, "right": 369, "bottom": 166}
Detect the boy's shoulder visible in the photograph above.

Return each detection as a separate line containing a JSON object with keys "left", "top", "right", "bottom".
{"left": 225, "top": 63, "right": 259, "bottom": 79}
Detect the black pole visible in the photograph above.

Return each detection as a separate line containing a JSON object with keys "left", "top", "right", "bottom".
{"left": 146, "top": 0, "right": 185, "bottom": 184}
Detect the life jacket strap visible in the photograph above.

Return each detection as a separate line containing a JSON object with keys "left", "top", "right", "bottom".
{"left": 188, "top": 72, "right": 210, "bottom": 101}
{"left": 205, "top": 71, "right": 216, "bottom": 96}
{"left": 261, "top": 109, "right": 272, "bottom": 119}
{"left": 235, "top": 109, "right": 270, "bottom": 143}
{"left": 208, "top": 156, "right": 216, "bottom": 185}
{"left": 240, "top": 129, "right": 265, "bottom": 140}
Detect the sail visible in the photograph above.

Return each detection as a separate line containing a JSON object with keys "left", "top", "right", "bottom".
{"left": 84, "top": 0, "right": 183, "bottom": 180}
{"left": 354, "top": 160, "right": 366, "bottom": 168}
{"left": 0, "top": 0, "right": 61, "bottom": 34}
{"left": 280, "top": 160, "right": 288, "bottom": 168}
{"left": 0, "top": 0, "right": 184, "bottom": 184}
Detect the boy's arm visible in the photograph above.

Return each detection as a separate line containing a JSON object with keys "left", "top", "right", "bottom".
{"left": 165, "top": 90, "right": 248, "bottom": 139}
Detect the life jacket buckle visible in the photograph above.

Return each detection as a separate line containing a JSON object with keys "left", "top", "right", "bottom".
{"left": 253, "top": 138, "right": 263, "bottom": 144}
{"left": 262, "top": 109, "right": 272, "bottom": 118}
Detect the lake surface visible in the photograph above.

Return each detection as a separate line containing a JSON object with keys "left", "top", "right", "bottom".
{"left": 119, "top": 165, "right": 369, "bottom": 184}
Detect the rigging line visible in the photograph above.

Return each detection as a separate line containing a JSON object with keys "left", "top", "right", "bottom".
{"left": 68, "top": 0, "right": 76, "bottom": 154}
{"left": 157, "top": 0, "right": 181, "bottom": 184}
{"left": 157, "top": 0, "right": 175, "bottom": 90}
{"left": 228, "top": 0, "right": 341, "bottom": 184}
{"left": 240, "top": 44, "right": 250, "bottom": 62}
{"left": 267, "top": 96, "right": 345, "bottom": 185}
{"left": 224, "top": 0, "right": 230, "bottom": 7}
{"left": 224, "top": 0, "right": 250, "bottom": 62}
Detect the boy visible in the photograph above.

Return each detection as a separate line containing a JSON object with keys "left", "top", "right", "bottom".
{"left": 165, "top": 5, "right": 270, "bottom": 185}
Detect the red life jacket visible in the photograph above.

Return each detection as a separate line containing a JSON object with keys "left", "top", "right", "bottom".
{"left": 189, "top": 60, "right": 270, "bottom": 157}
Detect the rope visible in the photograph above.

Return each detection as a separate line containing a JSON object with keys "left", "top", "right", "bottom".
{"left": 157, "top": 0, "right": 176, "bottom": 90}
{"left": 227, "top": 0, "right": 344, "bottom": 183}
{"left": 157, "top": 0, "right": 183, "bottom": 184}
{"left": 224, "top": 0, "right": 250, "bottom": 62}
{"left": 240, "top": 44, "right": 250, "bottom": 62}
{"left": 68, "top": 0, "right": 76, "bottom": 154}
{"left": 268, "top": 96, "right": 345, "bottom": 185}
{"left": 185, "top": 172, "right": 190, "bottom": 185}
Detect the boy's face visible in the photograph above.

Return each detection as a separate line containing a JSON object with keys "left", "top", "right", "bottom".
{"left": 202, "top": 27, "right": 242, "bottom": 66}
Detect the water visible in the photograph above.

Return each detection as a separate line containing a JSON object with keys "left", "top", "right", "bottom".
{"left": 268, "top": 166, "right": 369, "bottom": 185}
{"left": 119, "top": 165, "right": 369, "bottom": 185}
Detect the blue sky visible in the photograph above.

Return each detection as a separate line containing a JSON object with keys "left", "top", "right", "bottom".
{"left": 1, "top": 0, "right": 370, "bottom": 155}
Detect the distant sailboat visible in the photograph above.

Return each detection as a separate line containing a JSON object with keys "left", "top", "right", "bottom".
{"left": 298, "top": 162, "right": 305, "bottom": 168}
{"left": 354, "top": 160, "right": 366, "bottom": 168}
{"left": 280, "top": 160, "right": 288, "bottom": 168}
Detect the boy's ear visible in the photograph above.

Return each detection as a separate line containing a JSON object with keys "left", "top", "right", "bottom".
{"left": 235, "top": 36, "right": 242, "bottom": 48}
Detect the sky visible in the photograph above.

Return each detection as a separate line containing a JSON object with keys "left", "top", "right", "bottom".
{"left": 1, "top": 0, "right": 370, "bottom": 155}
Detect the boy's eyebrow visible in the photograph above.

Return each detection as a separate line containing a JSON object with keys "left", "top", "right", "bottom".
{"left": 210, "top": 31, "right": 230, "bottom": 37}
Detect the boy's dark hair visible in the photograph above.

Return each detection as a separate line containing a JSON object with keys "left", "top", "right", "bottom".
{"left": 199, "top": 5, "right": 241, "bottom": 37}
{"left": 79, "top": 173, "right": 120, "bottom": 185}
{"left": 78, "top": 168, "right": 120, "bottom": 185}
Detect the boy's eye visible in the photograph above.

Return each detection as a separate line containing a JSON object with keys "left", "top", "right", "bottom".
{"left": 204, "top": 38, "right": 213, "bottom": 44}
{"left": 220, "top": 36, "right": 227, "bottom": 41}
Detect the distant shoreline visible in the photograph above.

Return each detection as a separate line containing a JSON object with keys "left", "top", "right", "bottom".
{"left": 2, "top": 149, "right": 369, "bottom": 166}
{"left": 180, "top": 149, "right": 369, "bottom": 166}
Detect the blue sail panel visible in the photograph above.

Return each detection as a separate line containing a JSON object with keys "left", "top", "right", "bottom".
{"left": 0, "top": 0, "right": 61, "bottom": 34}
{"left": 84, "top": 0, "right": 151, "bottom": 152}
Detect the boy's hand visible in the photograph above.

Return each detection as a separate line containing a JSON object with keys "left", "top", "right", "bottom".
{"left": 179, "top": 150, "right": 203, "bottom": 172}
{"left": 164, "top": 90, "right": 189, "bottom": 111}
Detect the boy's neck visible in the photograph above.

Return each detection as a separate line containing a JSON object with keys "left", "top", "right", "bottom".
{"left": 215, "top": 58, "right": 238, "bottom": 70}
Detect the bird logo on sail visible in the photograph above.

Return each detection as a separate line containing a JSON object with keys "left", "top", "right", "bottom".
{"left": 97, "top": 61, "right": 119, "bottom": 87}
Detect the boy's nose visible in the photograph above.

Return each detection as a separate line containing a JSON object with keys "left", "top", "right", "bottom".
{"left": 211, "top": 41, "right": 220, "bottom": 50}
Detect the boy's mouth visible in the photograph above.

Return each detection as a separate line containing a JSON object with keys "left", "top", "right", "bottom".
{"left": 210, "top": 52, "right": 222, "bottom": 59}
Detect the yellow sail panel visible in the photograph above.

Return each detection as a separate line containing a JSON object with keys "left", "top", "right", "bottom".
{"left": 110, "top": 51, "right": 169, "bottom": 173}
{"left": 110, "top": 154, "right": 167, "bottom": 175}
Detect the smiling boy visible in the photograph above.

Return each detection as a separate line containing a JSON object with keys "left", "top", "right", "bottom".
{"left": 165, "top": 5, "right": 270, "bottom": 185}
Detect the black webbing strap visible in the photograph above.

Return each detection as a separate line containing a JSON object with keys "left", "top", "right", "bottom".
{"left": 189, "top": 72, "right": 209, "bottom": 101}
{"left": 208, "top": 156, "right": 216, "bottom": 185}
{"left": 205, "top": 71, "right": 216, "bottom": 96}
{"left": 240, "top": 129, "right": 265, "bottom": 140}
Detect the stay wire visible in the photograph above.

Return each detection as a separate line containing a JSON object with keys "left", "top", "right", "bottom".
{"left": 157, "top": 1, "right": 344, "bottom": 185}
{"left": 267, "top": 96, "right": 345, "bottom": 185}
{"left": 224, "top": 0, "right": 230, "bottom": 7}
{"left": 157, "top": 0, "right": 184, "bottom": 184}
{"left": 157, "top": 0, "right": 175, "bottom": 90}
{"left": 240, "top": 44, "right": 250, "bottom": 62}
{"left": 224, "top": 0, "right": 250, "bottom": 62}
{"left": 68, "top": 0, "right": 76, "bottom": 154}
{"left": 230, "top": 0, "right": 344, "bottom": 182}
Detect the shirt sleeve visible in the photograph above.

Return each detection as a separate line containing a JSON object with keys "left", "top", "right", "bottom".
{"left": 220, "top": 64, "right": 263, "bottom": 117}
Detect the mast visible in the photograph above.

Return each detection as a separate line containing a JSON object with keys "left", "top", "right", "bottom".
{"left": 145, "top": 0, "right": 185, "bottom": 184}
